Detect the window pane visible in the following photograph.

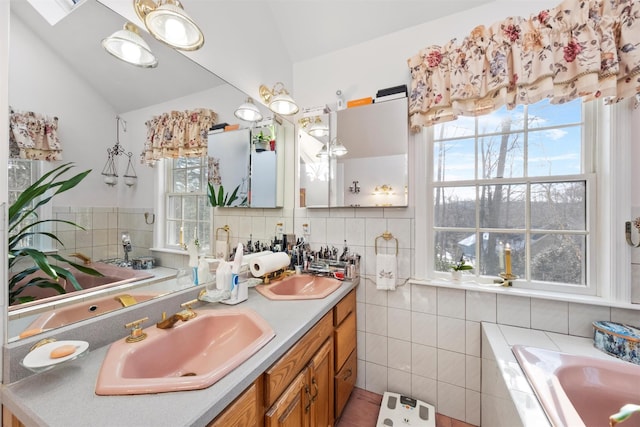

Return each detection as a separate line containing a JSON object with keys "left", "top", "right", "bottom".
{"left": 433, "top": 115, "right": 475, "bottom": 138}
{"left": 530, "top": 182, "right": 586, "bottom": 230}
{"left": 477, "top": 104, "right": 525, "bottom": 133}
{"left": 183, "top": 197, "right": 197, "bottom": 220}
{"left": 433, "top": 230, "right": 476, "bottom": 272}
{"left": 528, "top": 98, "right": 582, "bottom": 128}
{"left": 434, "top": 186, "right": 476, "bottom": 228}
{"left": 186, "top": 167, "right": 202, "bottom": 192}
{"left": 531, "top": 234, "right": 585, "bottom": 285}
{"left": 167, "top": 220, "right": 181, "bottom": 246}
{"left": 198, "top": 196, "right": 210, "bottom": 221}
{"left": 172, "top": 170, "right": 187, "bottom": 192}
{"left": 197, "top": 222, "right": 210, "bottom": 250}
{"left": 478, "top": 132, "right": 524, "bottom": 179}
{"left": 433, "top": 139, "right": 475, "bottom": 182}
{"left": 475, "top": 232, "right": 515, "bottom": 276}
{"left": 167, "top": 196, "right": 182, "bottom": 220}
{"left": 479, "top": 184, "right": 526, "bottom": 228}
{"left": 528, "top": 127, "right": 582, "bottom": 176}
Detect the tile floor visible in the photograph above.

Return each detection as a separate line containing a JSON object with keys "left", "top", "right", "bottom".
{"left": 336, "top": 388, "right": 477, "bottom": 427}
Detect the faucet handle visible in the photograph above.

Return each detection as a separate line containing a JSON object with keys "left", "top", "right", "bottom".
{"left": 124, "top": 317, "right": 148, "bottom": 343}
{"left": 180, "top": 298, "right": 198, "bottom": 310}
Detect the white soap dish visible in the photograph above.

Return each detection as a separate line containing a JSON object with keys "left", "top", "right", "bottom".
{"left": 21, "top": 339, "right": 89, "bottom": 373}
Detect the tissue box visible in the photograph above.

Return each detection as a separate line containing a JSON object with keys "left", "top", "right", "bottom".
{"left": 593, "top": 321, "right": 640, "bottom": 364}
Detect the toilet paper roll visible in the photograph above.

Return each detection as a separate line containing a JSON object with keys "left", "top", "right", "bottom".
{"left": 215, "top": 240, "right": 229, "bottom": 260}
{"left": 250, "top": 252, "right": 291, "bottom": 277}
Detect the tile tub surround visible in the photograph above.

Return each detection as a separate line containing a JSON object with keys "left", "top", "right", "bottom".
{"left": 2, "top": 279, "right": 358, "bottom": 426}
{"left": 481, "top": 323, "right": 633, "bottom": 427}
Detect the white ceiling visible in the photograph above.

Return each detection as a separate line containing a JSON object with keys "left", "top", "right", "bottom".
{"left": 11, "top": 0, "right": 495, "bottom": 112}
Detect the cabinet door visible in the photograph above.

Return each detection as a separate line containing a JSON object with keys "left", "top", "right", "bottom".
{"left": 265, "top": 369, "right": 310, "bottom": 427}
{"left": 208, "top": 380, "right": 261, "bottom": 427}
{"left": 309, "top": 338, "right": 334, "bottom": 427}
{"left": 334, "top": 349, "right": 357, "bottom": 419}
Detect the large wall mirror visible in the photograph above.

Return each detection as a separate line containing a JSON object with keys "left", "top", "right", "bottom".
{"left": 299, "top": 98, "right": 409, "bottom": 208}
{"left": 6, "top": 0, "right": 288, "bottom": 341}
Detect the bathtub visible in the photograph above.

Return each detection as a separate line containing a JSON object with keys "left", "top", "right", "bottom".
{"left": 10, "top": 262, "right": 154, "bottom": 310}
{"left": 512, "top": 345, "right": 640, "bottom": 427}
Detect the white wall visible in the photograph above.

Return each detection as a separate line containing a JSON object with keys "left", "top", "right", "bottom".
{"left": 9, "top": 13, "right": 118, "bottom": 208}
{"left": 1, "top": 0, "right": 10, "bottom": 369}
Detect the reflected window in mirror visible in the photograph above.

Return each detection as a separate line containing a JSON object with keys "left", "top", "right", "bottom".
{"left": 8, "top": 160, "right": 53, "bottom": 250}
{"left": 165, "top": 157, "right": 210, "bottom": 251}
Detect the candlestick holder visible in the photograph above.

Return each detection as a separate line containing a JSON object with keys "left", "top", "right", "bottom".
{"left": 499, "top": 272, "right": 518, "bottom": 287}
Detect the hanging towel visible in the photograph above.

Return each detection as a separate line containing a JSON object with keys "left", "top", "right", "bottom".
{"left": 376, "top": 253, "right": 397, "bottom": 290}
{"left": 215, "top": 240, "right": 229, "bottom": 260}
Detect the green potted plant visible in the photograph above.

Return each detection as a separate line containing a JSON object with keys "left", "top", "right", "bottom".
{"left": 8, "top": 162, "right": 102, "bottom": 305}
{"left": 252, "top": 131, "right": 271, "bottom": 152}
{"left": 207, "top": 182, "right": 247, "bottom": 207}
{"left": 450, "top": 255, "right": 473, "bottom": 281}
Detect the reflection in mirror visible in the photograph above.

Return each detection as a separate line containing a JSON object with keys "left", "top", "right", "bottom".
{"left": 6, "top": 0, "right": 275, "bottom": 341}
{"left": 299, "top": 99, "right": 409, "bottom": 208}
{"left": 334, "top": 98, "right": 408, "bottom": 207}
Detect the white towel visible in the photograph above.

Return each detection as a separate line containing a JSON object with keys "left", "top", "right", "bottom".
{"left": 215, "top": 240, "right": 228, "bottom": 260}
{"left": 376, "top": 253, "right": 397, "bottom": 290}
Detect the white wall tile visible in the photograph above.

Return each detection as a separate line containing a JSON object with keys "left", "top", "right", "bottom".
{"left": 466, "top": 291, "right": 496, "bottom": 322}
{"left": 356, "top": 359, "right": 366, "bottom": 389}
{"left": 466, "top": 355, "right": 481, "bottom": 391}
{"left": 365, "top": 277, "right": 388, "bottom": 306}
{"left": 411, "top": 284, "right": 437, "bottom": 314}
{"left": 388, "top": 338, "right": 412, "bottom": 372}
{"left": 466, "top": 389, "right": 481, "bottom": 426}
{"left": 356, "top": 301, "right": 366, "bottom": 332}
{"left": 365, "top": 217, "right": 387, "bottom": 246}
{"left": 365, "top": 333, "right": 388, "bottom": 365}
{"left": 387, "top": 368, "right": 412, "bottom": 397}
{"left": 437, "top": 287, "right": 465, "bottom": 319}
{"left": 411, "top": 375, "right": 437, "bottom": 407}
{"left": 388, "top": 308, "right": 411, "bottom": 341}
{"left": 437, "top": 316, "right": 466, "bottom": 353}
{"left": 611, "top": 307, "right": 640, "bottom": 326}
{"left": 531, "top": 298, "right": 568, "bottom": 334}
{"left": 437, "top": 382, "right": 466, "bottom": 421}
{"left": 365, "top": 303, "right": 388, "bottom": 336}
{"left": 365, "top": 362, "right": 388, "bottom": 395}
{"left": 357, "top": 330, "right": 366, "bottom": 361}
{"left": 345, "top": 217, "right": 365, "bottom": 247}
{"left": 497, "top": 294, "right": 531, "bottom": 328}
{"left": 568, "top": 303, "right": 610, "bottom": 338}
{"left": 387, "top": 218, "right": 411, "bottom": 249}
{"left": 326, "top": 217, "right": 346, "bottom": 246}
{"left": 411, "top": 343, "right": 437, "bottom": 379}
{"left": 387, "top": 283, "right": 411, "bottom": 310}
{"left": 437, "top": 349, "right": 465, "bottom": 387}
{"left": 465, "top": 321, "right": 481, "bottom": 357}
{"left": 411, "top": 312, "right": 437, "bottom": 346}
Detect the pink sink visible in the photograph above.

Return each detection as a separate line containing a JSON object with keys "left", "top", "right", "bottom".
{"left": 95, "top": 308, "right": 275, "bottom": 395}
{"left": 255, "top": 274, "right": 342, "bottom": 300}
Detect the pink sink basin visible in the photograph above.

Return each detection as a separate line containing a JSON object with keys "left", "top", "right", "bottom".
{"left": 255, "top": 274, "right": 342, "bottom": 300}
{"left": 95, "top": 308, "right": 275, "bottom": 395}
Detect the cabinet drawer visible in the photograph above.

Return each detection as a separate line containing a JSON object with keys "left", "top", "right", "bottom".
{"left": 334, "top": 311, "right": 356, "bottom": 370}
{"left": 208, "top": 379, "right": 260, "bottom": 427}
{"left": 334, "top": 349, "right": 357, "bottom": 419}
{"left": 264, "top": 311, "right": 333, "bottom": 408}
{"left": 333, "top": 290, "right": 356, "bottom": 326}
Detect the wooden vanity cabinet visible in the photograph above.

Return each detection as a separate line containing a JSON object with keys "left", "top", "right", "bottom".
{"left": 333, "top": 290, "right": 357, "bottom": 419}
{"left": 208, "top": 377, "right": 263, "bottom": 427}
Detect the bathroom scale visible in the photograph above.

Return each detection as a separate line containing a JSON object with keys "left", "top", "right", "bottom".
{"left": 376, "top": 391, "right": 436, "bottom": 426}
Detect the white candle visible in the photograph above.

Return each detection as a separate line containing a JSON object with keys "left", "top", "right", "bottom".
{"left": 498, "top": 241, "right": 504, "bottom": 270}
{"left": 179, "top": 225, "right": 184, "bottom": 247}
{"left": 505, "top": 243, "right": 512, "bottom": 276}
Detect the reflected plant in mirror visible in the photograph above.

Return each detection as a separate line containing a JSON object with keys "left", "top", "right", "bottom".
{"left": 8, "top": 163, "right": 102, "bottom": 305}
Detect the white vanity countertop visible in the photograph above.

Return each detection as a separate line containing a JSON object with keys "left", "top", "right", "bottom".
{"left": 2, "top": 279, "right": 358, "bottom": 427}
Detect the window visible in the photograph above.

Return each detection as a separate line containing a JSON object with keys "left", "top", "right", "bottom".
{"left": 8, "top": 159, "right": 42, "bottom": 248}
{"left": 165, "top": 157, "right": 211, "bottom": 251}
{"left": 430, "top": 98, "right": 595, "bottom": 294}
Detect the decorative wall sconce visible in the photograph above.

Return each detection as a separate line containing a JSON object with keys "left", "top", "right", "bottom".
{"left": 234, "top": 98, "right": 263, "bottom": 122}
{"left": 316, "top": 137, "right": 348, "bottom": 159}
{"left": 134, "top": 0, "right": 204, "bottom": 51}
{"left": 349, "top": 180, "right": 360, "bottom": 193}
{"left": 102, "top": 22, "right": 158, "bottom": 68}
{"left": 626, "top": 218, "right": 640, "bottom": 247}
{"left": 373, "top": 185, "right": 394, "bottom": 195}
{"left": 259, "top": 82, "right": 299, "bottom": 115}
{"left": 299, "top": 116, "right": 328, "bottom": 137}
{"left": 102, "top": 117, "right": 138, "bottom": 187}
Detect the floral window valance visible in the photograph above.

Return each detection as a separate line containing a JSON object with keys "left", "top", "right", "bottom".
{"left": 407, "top": 0, "right": 640, "bottom": 131}
{"left": 142, "top": 108, "right": 217, "bottom": 163}
{"left": 9, "top": 109, "right": 62, "bottom": 161}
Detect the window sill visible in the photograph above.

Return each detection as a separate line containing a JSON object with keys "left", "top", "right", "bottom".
{"left": 409, "top": 277, "right": 640, "bottom": 311}
{"left": 150, "top": 247, "right": 187, "bottom": 255}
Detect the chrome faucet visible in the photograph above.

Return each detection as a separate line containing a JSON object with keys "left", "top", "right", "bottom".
{"left": 156, "top": 299, "right": 198, "bottom": 329}
{"left": 70, "top": 252, "right": 92, "bottom": 265}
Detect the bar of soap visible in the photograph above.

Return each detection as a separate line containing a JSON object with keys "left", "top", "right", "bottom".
{"left": 19, "top": 328, "right": 44, "bottom": 339}
{"left": 49, "top": 344, "right": 77, "bottom": 359}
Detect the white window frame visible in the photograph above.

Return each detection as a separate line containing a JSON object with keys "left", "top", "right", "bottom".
{"left": 414, "top": 98, "right": 633, "bottom": 302}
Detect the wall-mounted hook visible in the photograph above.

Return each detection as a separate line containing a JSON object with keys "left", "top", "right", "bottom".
{"left": 144, "top": 212, "right": 155, "bottom": 225}
{"left": 625, "top": 218, "right": 640, "bottom": 247}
